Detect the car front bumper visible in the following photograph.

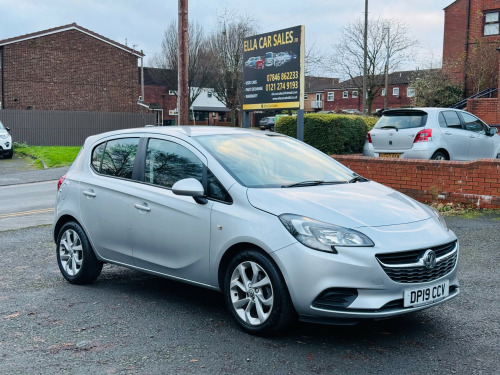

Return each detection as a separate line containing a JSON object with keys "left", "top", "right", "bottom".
{"left": 271, "top": 220, "right": 459, "bottom": 323}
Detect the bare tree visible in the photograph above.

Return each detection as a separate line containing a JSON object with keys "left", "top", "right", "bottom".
{"left": 151, "top": 21, "right": 213, "bottom": 112}
{"left": 207, "top": 9, "right": 255, "bottom": 127}
{"left": 328, "top": 17, "right": 418, "bottom": 113}
{"left": 465, "top": 38, "right": 498, "bottom": 94}
{"left": 409, "top": 69, "right": 462, "bottom": 107}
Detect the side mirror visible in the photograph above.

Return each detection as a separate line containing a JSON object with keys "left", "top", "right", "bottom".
{"left": 488, "top": 127, "right": 498, "bottom": 136}
{"left": 172, "top": 178, "right": 207, "bottom": 204}
{"left": 6, "top": 127, "right": 10, "bottom": 132}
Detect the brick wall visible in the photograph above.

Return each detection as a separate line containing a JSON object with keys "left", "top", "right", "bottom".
{"left": 332, "top": 155, "right": 500, "bottom": 208}
{"left": 1, "top": 30, "right": 143, "bottom": 112}
{"left": 467, "top": 98, "right": 500, "bottom": 124}
{"left": 443, "top": 0, "right": 500, "bottom": 93}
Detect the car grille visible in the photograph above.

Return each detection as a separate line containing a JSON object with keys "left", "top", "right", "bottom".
{"left": 376, "top": 241, "right": 458, "bottom": 284}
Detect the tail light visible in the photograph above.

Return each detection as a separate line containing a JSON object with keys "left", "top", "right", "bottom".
{"left": 57, "top": 175, "right": 66, "bottom": 191}
{"left": 414, "top": 129, "right": 432, "bottom": 143}
{"left": 366, "top": 132, "right": 372, "bottom": 143}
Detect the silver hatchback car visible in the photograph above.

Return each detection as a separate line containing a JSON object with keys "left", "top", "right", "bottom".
{"left": 363, "top": 108, "right": 500, "bottom": 160}
{"left": 54, "top": 127, "right": 459, "bottom": 335}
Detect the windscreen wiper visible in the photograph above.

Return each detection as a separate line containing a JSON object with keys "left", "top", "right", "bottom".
{"left": 349, "top": 175, "right": 369, "bottom": 183}
{"left": 380, "top": 126, "right": 398, "bottom": 131}
{"left": 281, "top": 180, "right": 347, "bottom": 188}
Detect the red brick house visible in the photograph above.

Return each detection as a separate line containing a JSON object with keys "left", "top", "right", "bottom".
{"left": 443, "top": 0, "right": 500, "bottom": 95}
{"left": 303, "top": 76, "right": 339, "bottom": 113}
{"left": 323, "top": 70, "right": 421, "bottom": 114}
{"left": 0, "top": 23, "right": 144, "bottom": 112}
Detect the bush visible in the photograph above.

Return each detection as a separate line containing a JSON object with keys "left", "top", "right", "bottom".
{"left": 275, "top": 114, "right": 368, "bottom": 155}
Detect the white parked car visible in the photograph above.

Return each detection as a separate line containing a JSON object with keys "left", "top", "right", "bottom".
{"left": 0, "top": 120, "right": 13, "bottom": 159}
{"left": 363, "top": 108, "right": 500, "bottom": 160}
{"left": 54, "top": 127, "right": 459, "bottom": 336}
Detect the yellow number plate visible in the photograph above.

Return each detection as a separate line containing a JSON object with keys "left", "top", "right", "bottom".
{"left": 379, "top": 153, "right": 401, "bottom": 158}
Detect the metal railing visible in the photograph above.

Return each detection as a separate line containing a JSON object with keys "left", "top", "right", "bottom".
{"left": 450, "top": 87, "right": 498, "bottom": 109}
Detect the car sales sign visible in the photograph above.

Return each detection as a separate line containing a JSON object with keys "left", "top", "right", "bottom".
{"left": 242, "top": 26, "right": 304, "bottom": 110}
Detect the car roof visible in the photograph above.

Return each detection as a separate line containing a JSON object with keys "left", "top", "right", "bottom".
{"left": 86, "top": 126, "right": 268, "bottom": 142}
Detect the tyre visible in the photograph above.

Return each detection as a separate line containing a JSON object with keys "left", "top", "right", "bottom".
{"left": 223, "top": 249, "right": 296, "bottom": 336}
{"left": 431, "top": 151, "right": 448, "bottom": 160}
{"left": 56, "top": 222, "right": 103, "bottom": 284}
{"left": 4, "top": 149, "right": 13, "bottom": 159}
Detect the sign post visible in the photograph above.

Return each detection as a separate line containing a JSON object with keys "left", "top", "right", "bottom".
{"left": 242, "top": 26, "right": 305, "bottom": 139}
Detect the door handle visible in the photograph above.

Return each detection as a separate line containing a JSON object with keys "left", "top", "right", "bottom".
{"left": 134, "top": 203, "right": 151, "bottom": 212}
{"left": 469, "top": 135, "right": 476, "bottom": 138}
{"left": 444, "top": 132, "right": 451, "bottom": 135}
{"left": 83, "top": 190, "right": 96, "bottom": 198}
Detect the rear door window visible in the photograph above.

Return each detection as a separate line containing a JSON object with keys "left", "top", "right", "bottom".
{"left": 440, "top": 111, "right": 462, "bottom": 129}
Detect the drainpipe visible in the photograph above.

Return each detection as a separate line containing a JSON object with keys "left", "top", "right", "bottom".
{"left": 464, "top": 0, "right": 471, "bottom": 95}
{"left": 1, "top": 46, "right": 4, "bottom": 109}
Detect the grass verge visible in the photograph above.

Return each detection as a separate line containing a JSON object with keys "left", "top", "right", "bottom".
{"left": 14, "top": 143, "right": 81, "bottom": 169}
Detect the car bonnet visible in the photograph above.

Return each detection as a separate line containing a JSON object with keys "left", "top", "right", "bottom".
{"left": 246, "top": 181, "right": 431, "bottom": 228}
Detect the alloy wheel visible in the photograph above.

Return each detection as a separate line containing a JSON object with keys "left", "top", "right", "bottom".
{"left": 59, "top": 229, "right": 83, "bottom": 276}
{"left": 229, "top": 261, "right": 274, "bottom": 326}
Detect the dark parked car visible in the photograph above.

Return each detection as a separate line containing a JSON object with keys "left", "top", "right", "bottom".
{"left": 259, "top": 116, "right": 276, "bottom": 131}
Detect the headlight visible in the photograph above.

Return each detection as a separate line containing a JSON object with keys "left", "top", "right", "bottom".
{"left": 279, "top": 214, "right": 374, "bottom": 253}
{"left": 0, "top": 134, "right": 8, "bottom": 139}
{"left": 431, "top": 207, "right": 448, "bottom": 231}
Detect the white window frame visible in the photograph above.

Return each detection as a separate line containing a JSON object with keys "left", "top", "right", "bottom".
{"left": 381, "top": 88, "right": 386, "bottom": 96}
{"left": 327, "top": 92, "right": 334, "bottom": 101}
{"left": 304, "top": 93, "right": 308, "bottom": 100}
{"left": 407, "top": 88, "right": 415, "bottom": 98}
{"left": 169, "top": 90, "right": 176, "bottom": 95}
{"left": 484, "top": 11, "right": 499, "bottom": 36}
{"left": 342, "top": 91, "right": 349, "bottom": 99}
{"left": 352, "top": 90, "right": 358, "bottom": 98}
{"left": 393, "top": 87, "right": 400, "bottom": 96}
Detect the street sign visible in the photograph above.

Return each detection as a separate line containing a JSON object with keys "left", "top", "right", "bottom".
{"left": 242, "top": 26, "right": 304, "bottom": 111}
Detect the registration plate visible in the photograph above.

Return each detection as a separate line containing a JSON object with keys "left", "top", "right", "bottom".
{"left": 379, "top": 153, "right": 401, "bottom": 158}
{"left": 404, "top": 280, "right": 449, "bottom": 307}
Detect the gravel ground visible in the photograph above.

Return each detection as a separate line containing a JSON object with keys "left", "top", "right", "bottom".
{"left": 0, "top": 213, "right": 499, "bottom": 375}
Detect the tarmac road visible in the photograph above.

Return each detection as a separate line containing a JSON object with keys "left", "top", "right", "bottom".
{"left": 1, "top": 213, "right": 499, "bottom": 375}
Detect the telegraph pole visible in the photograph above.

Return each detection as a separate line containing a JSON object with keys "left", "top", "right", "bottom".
{"left": 362, "top": 0, "right": 368, "bottom": 115}
{"left": 178, "top": 0, "right": 189, "bottom": 125}
{"left": 384, "top": 27, "right": 390, "bottom": 111}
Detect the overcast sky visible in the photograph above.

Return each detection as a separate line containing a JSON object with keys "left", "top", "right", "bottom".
{"left": 0, "top": 0, "right": 453, "bottom": 77}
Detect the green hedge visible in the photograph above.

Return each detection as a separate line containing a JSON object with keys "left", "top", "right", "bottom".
{"left": 275, "top": 114, "right": 370, "bottom": 155}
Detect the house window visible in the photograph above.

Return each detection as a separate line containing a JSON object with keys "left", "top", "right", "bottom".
{"left": 207, "top": 90, "right": 213, "bottom": 98}
{"left": 484, "top": 11, "right": 499, "bottom": 36}
{"left": 327, "top": 92, "right": 334, "bottom": 101}
{"left": 381, "top": 88, "right": 386, "bottom": 96}
{"left": 169, "top": 90, "right": 176, "bottom": 95}
{"left": 304, "top": 93, "right": 308, "bottom": 100}
{"left": 393, "top": 87, "right": 400, "bottom": 96}
{"left": 352, "top": 91, "right": 358, "bottom": 98}
{"left": 407, "top": 88, "right": 415, "bottom": 97}
{"left": 342, "top": 91, "right": 348, "bottom": 99}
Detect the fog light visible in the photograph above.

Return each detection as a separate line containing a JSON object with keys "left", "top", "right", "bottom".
{"left": 312, "top": 288, "right": 358, "bottom": 310}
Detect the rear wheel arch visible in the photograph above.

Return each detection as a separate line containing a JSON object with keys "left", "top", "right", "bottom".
{"left": 431, "top": 149, "right": 449, "bottom": 160}
{"left": 54, "top": 214, "right": 81, "bottom": 242}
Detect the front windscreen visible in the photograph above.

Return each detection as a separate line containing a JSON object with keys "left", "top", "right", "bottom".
{"left": 195, "top": 133, "right": 354, "bottom": 188}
